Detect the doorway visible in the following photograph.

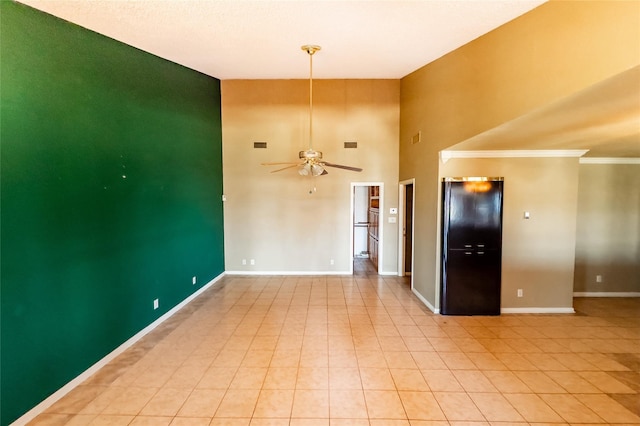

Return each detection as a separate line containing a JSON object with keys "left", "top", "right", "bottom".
{"left": 350, "top": 182, "right": 384, "bottom": 275}
{"left": 398, "top": 179, "right": 415, "bottom": 284}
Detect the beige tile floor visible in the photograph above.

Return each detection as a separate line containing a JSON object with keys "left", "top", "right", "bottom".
{"left": 29, "top": 264, "right": 639, "bottom": 425}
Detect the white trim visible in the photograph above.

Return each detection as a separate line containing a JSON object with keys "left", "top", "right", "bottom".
{"left": 397, "top": 182, "right": 404, "bottom": 277}
{"left": 440, "top": 149, "right": 589, "bottom": 163}
{"left": 579, "top": 157, "right": 640, "bottom": 165}
{"left": 501, "top": 307, "right": 575, "bottom": 314}
{"left": 349, "top": 183, "right": 356, "bottom": 275}
{"left": 350, "top": 182, "right": 385, "bottom": 276}
{"left": 223, "top": 270, "right": 400, "bottom": 276}
{"left": 398, "top": 179, "right": 416, "bottom": 285}
{"left": 225, "top": 270, "right": 351, "bottom": 276}
{"left": 376, "top": 183, "right": 384, "bottom": 276}
{"left": 412, "top": 288, "right": 439, "bottom": 314}
{"left": 10, "top": 273, "right": 226, "bottom": 426}
{"left": 574, "top": 292, "right": 640, "bottom": 297}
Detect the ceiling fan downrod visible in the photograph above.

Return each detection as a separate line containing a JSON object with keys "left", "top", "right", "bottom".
{"left": 302, "top": 45, "right": 320, "bottom": 152}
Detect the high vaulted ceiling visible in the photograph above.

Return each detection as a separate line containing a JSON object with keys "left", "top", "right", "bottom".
{"left": 16, "top": 0, "right": 640, "bottom": 158}
{"left": 448, "top": 66, "right": 640, "bottom": 158}
{"left": 18, "top": 0, "right": 546, "bottom": 79}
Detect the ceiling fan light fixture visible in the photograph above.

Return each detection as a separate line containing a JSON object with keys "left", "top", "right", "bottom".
{"left": 298, "top": 163, "right": 311, "bottom": 176}
{"left": 311, "top": 163, "right": 325, "bottom": 176}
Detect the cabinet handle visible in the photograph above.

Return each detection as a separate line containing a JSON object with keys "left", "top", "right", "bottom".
{"left": 464, "top": 244, "right": 472, "bottom": 248}
{"left": 464, "top": 252, "right": 473, "bottom": 255}
{"left": 477, "top": 244, "right": 485, "bottom": 248}
{"left": 477, "top": 251, "right": 485, "bottom": 255}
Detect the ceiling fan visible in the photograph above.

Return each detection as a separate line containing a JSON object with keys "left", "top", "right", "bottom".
{"left": 262, "top": 45, "right": 363, "bottom": 177}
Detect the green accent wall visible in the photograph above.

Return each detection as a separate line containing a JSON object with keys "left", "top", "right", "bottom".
{"left": 0, "top": 3, "right": 224, "bottom": 423}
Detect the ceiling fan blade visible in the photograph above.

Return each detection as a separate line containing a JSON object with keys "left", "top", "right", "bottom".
{"left": 261, "top": 162, "right": 298, "bottom": 166}
{"left": 322, "top": 162, "right": 363, "bottom": 172}
{"left": 269, "top": 164, "right": 302, "bottom": 173}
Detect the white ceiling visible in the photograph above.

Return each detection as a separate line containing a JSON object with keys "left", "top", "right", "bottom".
{"left": 449, "top": 66, "right": 640, "bottom": 158}
{"left": 18, "top": 0, "right": 546, "bottom": 79}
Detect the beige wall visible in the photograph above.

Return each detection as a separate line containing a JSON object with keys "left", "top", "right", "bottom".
{"left": 440, "top": 158, "right": 580, "bottom": 311}
{"left": 222, "top": 79, "right": 400, "bottom": 273}
{"left": 574, "top": 163, "right": 640, "bottom": 294}
{"left": 400, "top": 1, "right": 640, "bottom": 308}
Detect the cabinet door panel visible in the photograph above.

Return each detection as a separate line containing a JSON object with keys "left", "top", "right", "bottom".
{"left": 441, "top": 249, "right": 501, "bottom": 315}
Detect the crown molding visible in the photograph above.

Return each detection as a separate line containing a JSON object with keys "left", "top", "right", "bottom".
{"left": 579, "top": 157, "right": 640, "bottom": 164}
{"left": 440, "top": 149, "right": 589, "bottom": 163}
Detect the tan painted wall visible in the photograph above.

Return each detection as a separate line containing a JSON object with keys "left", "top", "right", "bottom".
{"left": 574, "top": 163, "right": 640, "bottom": 294}
{"left": 440, "top": 158, "right": 580, "bottom": 310}
{"left": 222, "top": 79, "right": 400, "bottom": 273}
{"left": 400, "top": 1, "right": 640, "bottom": 307}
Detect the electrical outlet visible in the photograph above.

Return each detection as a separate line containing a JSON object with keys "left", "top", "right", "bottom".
{"left": 517, "top": 289, "right": 523, "bottom": 298}
{"left": 192, "top": 276, "right": 197, "bottom": 285}
{"left": 153, "top": 299, "right": 159, "bottom": 310}
{"left": 330, "top": 259, "right": 334, "bottom": 265}
{"left": 250, "top": 259, "right": 255, "bottom": 265}
{"left": 596, "top": 275, "right": 603, "bottom": 283}
{"left": 242, "top": 259, "right": 247, "bottom": 265}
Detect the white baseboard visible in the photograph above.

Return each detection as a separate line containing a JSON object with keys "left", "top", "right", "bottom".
{"left": 10, "top": 273, "right": 226, "bottom": 426}
{"left": 225, "top": 270, "right": 351, "bottom": 276}
{"left": 225, "top": 270, "right": 399, "bottom": 276}
{"left": 574, "top": 292, "right": 640, "bottom": 297}
{"left": 501, "top": 307, "right": 575, "bottom": 314}
{"left": 412, "top": 288, "right": 439, "bottom": 313}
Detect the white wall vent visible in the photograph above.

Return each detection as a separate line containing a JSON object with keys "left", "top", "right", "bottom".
{"left": 411, "top": 131, "right": 421, "bottom": 144}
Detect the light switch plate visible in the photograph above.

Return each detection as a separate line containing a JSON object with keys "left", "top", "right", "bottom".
{"left": 388, "top": 217, "right": 397, "bottom": 223}
{"left": 390, "top": 208, "right": 398, "bottom": 214}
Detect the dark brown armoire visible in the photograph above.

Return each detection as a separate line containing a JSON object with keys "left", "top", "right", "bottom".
{"left": 441, "top": 177, "right": 504, "bottom": 315}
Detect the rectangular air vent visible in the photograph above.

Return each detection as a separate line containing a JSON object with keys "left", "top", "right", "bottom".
{"left": 344, "top": 141, "right": 358, "bottom": 149}
{"left": 253, "top": 141, "right": 267, "bottom": 149}
{"left": 411, "top": 132, "right": 421, "bottom": 144}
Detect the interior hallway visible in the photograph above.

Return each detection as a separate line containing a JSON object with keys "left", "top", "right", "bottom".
{"left": 353, "top": 258, "right": 379, "bottom": 277}
{"left": 28, "top": 271, "right": 640, "bottom": 425}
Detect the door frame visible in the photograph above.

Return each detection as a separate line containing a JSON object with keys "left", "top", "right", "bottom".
{"left": 398, "top": 179, "right": 415, "bottom": 288}
{"left": 350, "top": 182, "right": 384, "bottom": 275}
